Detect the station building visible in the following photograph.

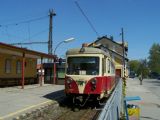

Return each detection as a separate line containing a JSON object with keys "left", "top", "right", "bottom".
{"left": 0, "top": 42, "right": 55, "bottom": 88}
{"left": 88, "top": 36, "right": 129, "bottom": 78}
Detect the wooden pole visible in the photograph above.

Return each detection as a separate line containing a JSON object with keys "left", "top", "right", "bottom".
{"left": 40, "top": 57, "right": 43, "bottom": 86}
{"left": 53, "top": 60, "right": 56, "bottom": 84}
{"left": 21, "top": 53, "right": 25, "bottom": 89}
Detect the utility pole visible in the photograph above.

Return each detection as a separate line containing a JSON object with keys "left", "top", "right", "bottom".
{"left": 48, "top": 9, "right": 56, "bottom": 62}
{"left": 121, "top": 28, "right": 125, "bottom": 78}
{"left": 121, "top": 27, "right": 127, "bottom": 117}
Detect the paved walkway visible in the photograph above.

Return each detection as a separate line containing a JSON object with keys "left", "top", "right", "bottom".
{"left": 126, "top": 78, "right": 160, "bottom": 120}
{"left": 0, "top": 84, "right": 64, "bottom": 120}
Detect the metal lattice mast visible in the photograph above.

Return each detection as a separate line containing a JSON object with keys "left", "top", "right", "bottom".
{"left": 48, "top": 9, "right": 56, "bottom": 56}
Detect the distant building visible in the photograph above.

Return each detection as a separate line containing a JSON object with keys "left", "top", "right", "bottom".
{"left": 88, "top": 36, "right": 129, "bottom": 78}
{"left": 0, "top": 42, "right": 55, "bottom": 87}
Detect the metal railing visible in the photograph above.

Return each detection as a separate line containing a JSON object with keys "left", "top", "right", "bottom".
{"left": 97, "top": 79, "right": 123, "bottom": 120}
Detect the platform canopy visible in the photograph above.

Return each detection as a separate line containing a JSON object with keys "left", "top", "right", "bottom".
{"left": 0, "top": 42, "right": 55, "bottom": 59}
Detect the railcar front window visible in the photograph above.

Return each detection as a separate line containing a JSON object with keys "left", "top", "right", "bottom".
{"left": 67, "top": 57, "right": 99, "bottom": 75}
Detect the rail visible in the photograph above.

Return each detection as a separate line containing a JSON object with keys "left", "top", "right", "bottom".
{"left": 97, "top": 79, "right": 123, "bottom": 120}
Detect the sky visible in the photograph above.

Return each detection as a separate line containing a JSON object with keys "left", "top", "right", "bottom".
{"left": 0, "top": 0, "right": 160, "bottom": 60}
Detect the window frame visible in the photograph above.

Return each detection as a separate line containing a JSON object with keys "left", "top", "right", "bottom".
{"left": 5, "top": 59, "right": 11, "bottom": 74}
{"left": 16, "top": 60, "right": 22, "bottom": 74}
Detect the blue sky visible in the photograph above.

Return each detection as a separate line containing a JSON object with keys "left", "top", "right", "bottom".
{"left": 0, "top": 0, "right": 159, "bottom": 60}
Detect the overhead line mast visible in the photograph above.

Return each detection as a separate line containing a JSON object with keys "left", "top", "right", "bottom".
{"left": 10, "top": 9, "right": 56, "bottom": 58}
{"left": 121, "top": 28, "right": 125, "bottom": 78}
{"left": 48, "top": 9, "right": 56, "bottom": 55}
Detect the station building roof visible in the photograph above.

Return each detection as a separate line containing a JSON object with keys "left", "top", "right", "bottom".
{"left": 88, "top": 36, "right": 129, "bottom": 61}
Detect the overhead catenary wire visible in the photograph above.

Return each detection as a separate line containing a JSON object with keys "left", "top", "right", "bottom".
{"left": 1, "top": 30, "right": 25, "bottom": 40}
{"left": 10, "top": 27, "right": 49, "bottom": 49}
{"left": 11, "top": 27, "right": 49, "bottom": 43}
{"left": 0, "top": 15, "right": 49, "bottom": 44}
{"left": 5, "top": 26, "right": 10, "bottom": 40}
{"left": 0, "top": 15, "right": 48, "bottom": 28}
{"left": 1, "top": 27, "right": 49, "bottom": 43}
{"left": 27, "top": 22, "right": 33, "bottom": 49}
{"left": 0, "top": 14, "right": 50, "bottom": 51}
{"left": 10, "top": 41, "right": 48, "bottom": 45}
{"left": 75, "top": 1, "right": 100, "bottom": 37}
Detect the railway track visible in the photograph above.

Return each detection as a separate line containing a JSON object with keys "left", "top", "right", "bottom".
{"left": 16, "top": 96, "right": 101, "bottom": 120}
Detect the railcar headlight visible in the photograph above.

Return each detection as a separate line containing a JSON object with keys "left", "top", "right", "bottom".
{"left": 91, "top": 78, "right": 97, "bottom": 85}
{"left": 91, "top": 78, "right": 97, "bottom": 91}
{"left": 66, "top": 78, "right": 73, "bottom": 84}
{"left": 66, "top": 78, "right": 73, "bottom": 89}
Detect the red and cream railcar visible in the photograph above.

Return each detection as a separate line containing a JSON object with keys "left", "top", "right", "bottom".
{"left": 65, "top": 47, "right": 116, "bottom": 105}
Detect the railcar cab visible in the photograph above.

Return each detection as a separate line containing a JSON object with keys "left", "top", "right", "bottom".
{"left": 65, "top": 47, "right": 115, "bottom": 105}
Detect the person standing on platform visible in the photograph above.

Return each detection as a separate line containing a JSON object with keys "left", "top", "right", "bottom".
{"left": 139, "top": 73, "right": 143, "bottom": 85}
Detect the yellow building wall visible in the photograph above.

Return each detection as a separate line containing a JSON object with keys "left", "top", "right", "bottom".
{"left": 0, "top": 53, "right": 37, "bottom": 78}
{"left": 114, "top": 57, "right": 122, "bottom": 67}
{"left": 114, "top": 56, "right": 129, "bottom": 77}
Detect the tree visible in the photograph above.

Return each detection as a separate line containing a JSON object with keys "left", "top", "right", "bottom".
{"left": 148, "top": 43, "right": 160, "bottom": 75}
{"left": 128, "top": 60, "right": 140, "bottom": 75}
{"left": 137, "top": 59, "right": 149, "bottom": 78}
{"left": 129, "top": 59, "right": 149, "bottom": 78}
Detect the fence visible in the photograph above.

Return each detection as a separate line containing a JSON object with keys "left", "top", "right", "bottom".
{"left": 97, "top": 79, "right": 123, "bottom": 120}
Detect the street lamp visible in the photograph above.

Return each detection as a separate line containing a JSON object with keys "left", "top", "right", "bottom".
{"left": 53, "top": 37, "right": 75, "bottom": 55}
{"left": 53, "top": 37, "right": 75, "bottom": 84}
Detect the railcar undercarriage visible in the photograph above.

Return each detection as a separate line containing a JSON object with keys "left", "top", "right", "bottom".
{"left": 67, "top": 94, "right": 105, "bottom": 107}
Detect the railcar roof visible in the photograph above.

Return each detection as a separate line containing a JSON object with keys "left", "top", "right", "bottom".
{"left": 66, "top": 47, "right": 110, "bottom": 57}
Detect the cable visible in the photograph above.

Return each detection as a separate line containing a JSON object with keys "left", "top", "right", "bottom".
{"left": 1, "top": 27, "right": 49, "bottom": 44}
{"left": 10, "top": 41, "right": 48, "bottom": 45}
{"left": 14, "top": 27, "right": 49, "bottom": 43}
{"left": 0, "top": 15, "right": 48, "bottom": 27}
{"left": 0, "top": 14, "right": 49, "bottom": 50}
{"left": 5, "top": 26, "right": 10, "bottom": 40}
{"left": 27, "top": 22, "right": 33, "bottom": 49}
{"left": 75, "top": 1, "right": 100, "bottom": 37}
{"left": 1, "top": 31, "right": 25, "bottom": 40}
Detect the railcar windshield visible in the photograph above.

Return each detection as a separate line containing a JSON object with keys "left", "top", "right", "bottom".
{"left": 67, "top": 57, "right": 99, "bottom": 75}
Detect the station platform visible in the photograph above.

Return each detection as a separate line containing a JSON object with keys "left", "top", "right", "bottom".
{"left": 0, "top": 84, "right": 64, "bottom": 120}
{"left": 126, "top": 78, "right": 160, "bottom": 120}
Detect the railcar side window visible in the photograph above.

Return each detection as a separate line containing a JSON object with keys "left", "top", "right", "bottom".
{"left": 107, "top": 59, "right": 110, "bottom": 73}
{"left": 102, "top": 58, "right": 106, "bottom": 75}
{"left": 111, "top": 63, "right": 115, "bottom": 74}
{"left": 67, "top": 57, "right": 99, "bottom": 75}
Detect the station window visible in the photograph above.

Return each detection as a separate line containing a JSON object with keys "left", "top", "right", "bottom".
{"left": 5, "top": 59, "right": 11, "bottom": 73}
{"left": 16, "top": 60, "right": 21, "bottom": 74}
